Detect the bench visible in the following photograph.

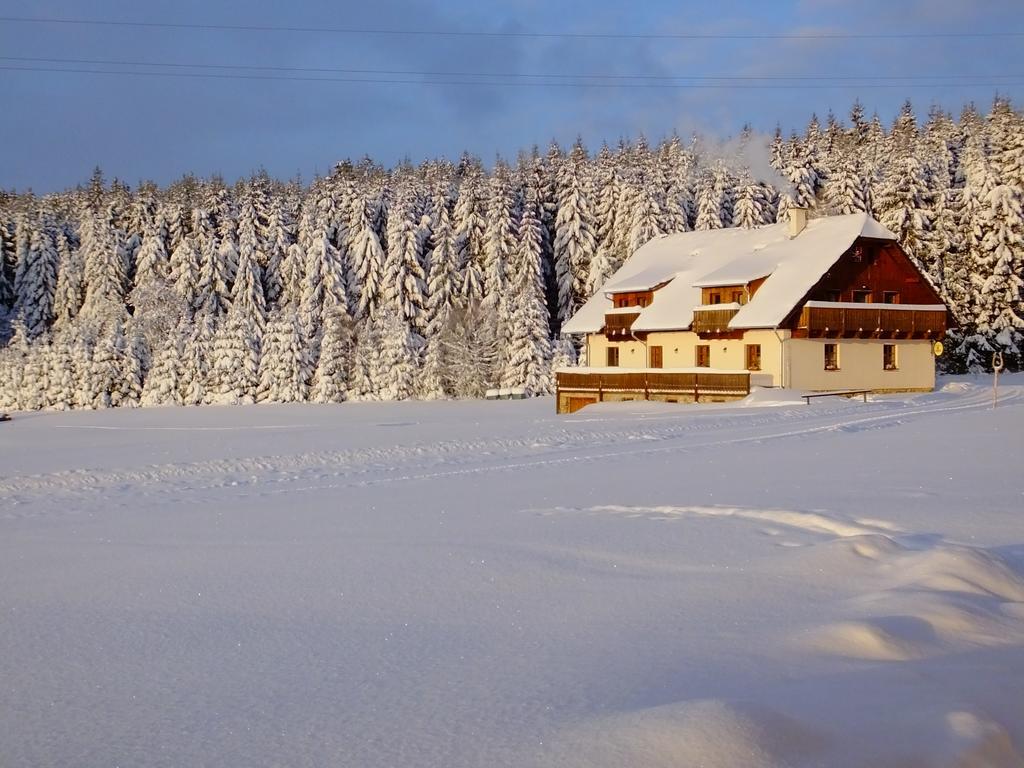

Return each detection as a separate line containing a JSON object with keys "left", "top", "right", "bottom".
{"left": 803, "top": 390, "right": 870, "bottom": 404}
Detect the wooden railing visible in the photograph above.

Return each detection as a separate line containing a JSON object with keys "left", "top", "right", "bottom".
{"left": 557, "top": 370, "right": 750, "bottom": 397}
{"left": 691, "top": 307, "right": 739, "bottom": 333}
{"left": 797, "top": 304, "right": 946, "bottom": 337}
{"left": 603, "top": 312, "right": 641, "bottom": 335}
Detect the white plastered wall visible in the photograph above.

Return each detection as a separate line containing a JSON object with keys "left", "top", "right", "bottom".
{"left": 585, "top": 330, "right": 787, "bottom": 386}
{"left": 787, "top": 338, "right": 936, "bottom": 391}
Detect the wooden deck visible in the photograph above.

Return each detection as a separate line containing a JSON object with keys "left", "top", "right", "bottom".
{"left": 556, "top": 369, "right": 751, "bottom": 413}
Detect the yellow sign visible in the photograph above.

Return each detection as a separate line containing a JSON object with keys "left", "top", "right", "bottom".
{"left": 933, "top": 341, "right": 944, "bottom": 357}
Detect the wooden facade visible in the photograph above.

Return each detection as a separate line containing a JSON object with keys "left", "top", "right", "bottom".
{"left": 556, "top": 369, "right": 751, "bottom": 413}
{"left": 801, "top": 240, "right": 944, "bottom": 306}
{"left": 795, "top": 304, "right": 947, "bottom": 339}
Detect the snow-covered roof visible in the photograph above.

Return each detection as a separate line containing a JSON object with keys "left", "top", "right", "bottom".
{"left": 562, "top": 213, "right": 902, "bottom": 334}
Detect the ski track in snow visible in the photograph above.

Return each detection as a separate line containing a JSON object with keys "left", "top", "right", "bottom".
{"left": 1, "top": 385, "right": 1015, "bottom": 518}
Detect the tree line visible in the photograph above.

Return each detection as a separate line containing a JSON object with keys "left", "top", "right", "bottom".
{"left": 0, "top": 97, "right": 1021, "bottom": 411}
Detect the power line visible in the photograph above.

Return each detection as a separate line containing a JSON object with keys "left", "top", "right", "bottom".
{"left": 2, "top": 65, "right": 1021, "bottom": 90}
{"left": 1, "top": 15, "right": 1022, "bottom": 40}
{"left": 1, "top": 55, "right": 1020, "bottom": 82}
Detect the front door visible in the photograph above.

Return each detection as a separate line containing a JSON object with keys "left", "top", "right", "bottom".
{"left": 649, "top": 346, "right": 663, "bottom": 368}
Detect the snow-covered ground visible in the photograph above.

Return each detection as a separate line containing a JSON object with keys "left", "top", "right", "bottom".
{"left": 2, "top": 378, "right": 1023, "bottom": 767}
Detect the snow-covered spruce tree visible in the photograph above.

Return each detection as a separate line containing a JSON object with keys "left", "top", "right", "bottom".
{"left": 553, "top": 151, "right": 596, "bottom": 328}
{"left": 310, "top": 306, "right": 353, "bottom": 403}
{"left": 88, "top": 322, "right": 126, "bottom": 409}
{"left": 419, "top": 186, "right": 459, "bottom": 399}
{"left": 824, "top": 156, "right": 869, "bottom": 215}
{"left": 256, "top": 310, "right": 310, "bottom": 403}
{"left": 80, "top": 206, "right": 129, "bottom": 320}
{"left": 374, "top": 307, "right": 419, "bottom": 401}
{"left": 46, "top": 328, "right": 79, "bottom": 410}
{"left": 627, "top": 186, "right": 666, "bottom": 254}
{"left": 348, "top": 311, "right": 384, "bottom": 401}
{"left": 195, "top": 207, "right": 233, "bottom": 318}
{"left": 0, "top": 224, "right": 14, "bottom": 311}
{"left": 121, "top": 321, "right": 148, "bottom": 406}
{"left": 18, "top": 338, "right": 49, "bottom": 411}
{"left": 482, "top": 165, "right": 518, "bottom": 317}
{"left": 209, "top": 312, "right": 261, "bottom": 404}
{"left": 0, "top": 322, "right": 30, "bottom": 410}
{"left": 14, "top": 220, "right": 59, "bottom": 340}
{"left": 133, "top": 210, "right": 169, "bottom": 288}
{"left": 178, "top": 298, "right": 218, "bottom": 406}
{"left": 169, "top": 226, "right": 201, "bottom": 313}
{"left": 348, "top": 195, "right": 385, "bottom": 320}
{"left": 140, "top": 327, "right": 185, "bottom": 406}
{"left": 382, "top": 188, "right": 428, "bottom": 343}
{"left": 262, "top": 200, "right": 295, "bottom": 309}
{"left": 875, "top": 154, "right": 934, "bottom": 273}
{"left": 977, "top": 183, "right": 1024, "bottom": 335}
{"left": 501, "top": 197, "right": 551, "bottom": 394}
{"left": 452, "top": 171, "right": 487, "bottom": 305}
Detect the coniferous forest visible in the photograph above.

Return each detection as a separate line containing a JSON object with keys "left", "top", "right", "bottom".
{"left": 1, "top": 98, "right": 1022, "bottom": 411}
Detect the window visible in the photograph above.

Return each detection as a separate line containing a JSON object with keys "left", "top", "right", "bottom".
{"left": 606, "top": 347, "right": 619, "bottom": 367}
{"left": 824, "top": 343, "right": 839, "bottom": 371}
{"left": 883, "top": 344, "right": 898, "bottom": 370}
{"left": 825, "top": 289, "right": 842, "bottom": 302}
{"left": 731, "top": 290, "right": 744, "bottom": 304}
{"left": 745, "top": 344, "right": 762, "bottom": 371}
{"left": 696, "top": 345, "right": 710, "bottom": 367}
{"left": 852, "top": 290, "right": 872, "bottom": 303}
{"left": 710, "top": 292, "right": 722, "bottom": 305}
{"left": 882, "top": 291, "right": 900, "bottom": 304}
{"left": 637, "top": 297, "right": 647, "bottom": 307}
{"left": 649, "top": 346, "right": 663, "bottom": 369}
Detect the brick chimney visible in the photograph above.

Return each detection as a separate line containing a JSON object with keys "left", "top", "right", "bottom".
{"left": 788, "top": 206, "right": 808, "bottom": 238}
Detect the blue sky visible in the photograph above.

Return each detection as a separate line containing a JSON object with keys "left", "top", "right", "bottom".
{"left": 0, "top": 0, "right": 1021, "bottom": 192}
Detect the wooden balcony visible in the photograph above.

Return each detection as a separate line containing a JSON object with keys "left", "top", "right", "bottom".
{"left": 796, "top": 302, "right": 947, "bottom": 338}
{"left": 602, "top": 311, "right": 641, "bottom": 336}
{"left": 691, "top": 304, "right": 740, "bottom": 334}
{"left": 556, "top": 368, "right": 751, "bottom": 412}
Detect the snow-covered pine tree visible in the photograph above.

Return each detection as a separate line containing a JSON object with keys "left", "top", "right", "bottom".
{"left": 348, "top": 196, "right": 385, "bottom": 319}
{"left": 262, "top": 200, "right": 295, "bottom": 309}
{"left": 14, "top": 219, "right": 58, "bottom": 340}
{"left": 256, "top": 310, "right": 310, "bottom": 403}
{"left": 977, "top": 183, "right": 1024, "bottom": 335}
{"left": 140, "top": 327, "right": 185, "bottom": 406}
{"left": 0, "top": 224, "right": 14, "bottom": 311}
{"left": 553, "top": 151, "right": 596, "bottom": 328}
{"left": 875, "top": 155, "right": 934, "bottom": 272}
{"left": 169, "top": 230, "right": 201, "bottom": 313}
{"left": 133, "top": 211, "right": 170, "bottom": 288}
{"left": 383, "top": 188, "right": 428, "bottom": 343}
{"left": 824, "top": 156, "right": 868, "bottom": 214}
{"left": 501, "top": 196, "right": 551, "bottom": 394}
{"left": 310, "top": 306, "right": 353, "bottom": 403}
{"left": 482, "top": 164, "right": 518, "bottom": 318}
{"left": 195, "top": 206, "right": 233, "bottom": 318}
{"left": 452, "top": 171, "right": 487, "bottom": 305}
{"left": 80, "top": 205, "right": 129, "bottom": 320}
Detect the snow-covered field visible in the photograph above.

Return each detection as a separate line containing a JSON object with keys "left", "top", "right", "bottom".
{"left": 2, "top": 378, "right": 1023, "bottom": 767}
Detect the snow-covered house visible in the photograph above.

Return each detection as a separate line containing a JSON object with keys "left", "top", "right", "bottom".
{"left": 556, "top": 209, "right": 949, "bottom": 413}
